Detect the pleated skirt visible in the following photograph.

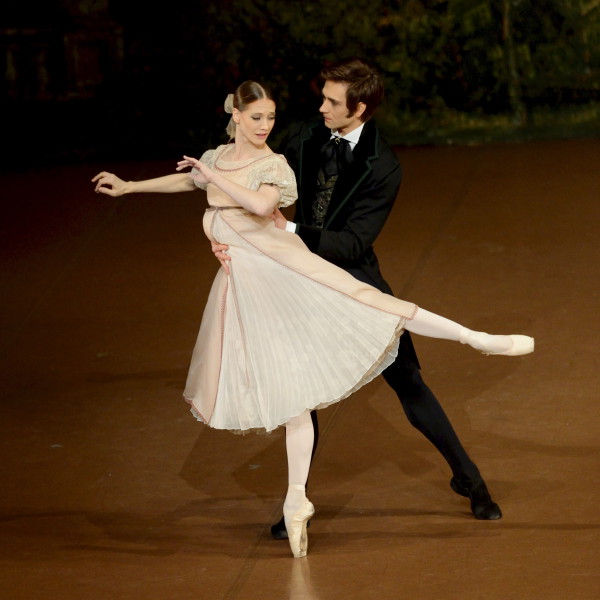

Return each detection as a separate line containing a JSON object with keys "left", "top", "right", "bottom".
{"left": 183, "top": 207, "right": 417, "bottom": 433}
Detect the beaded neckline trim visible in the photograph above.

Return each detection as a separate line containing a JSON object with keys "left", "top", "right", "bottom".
{"left": 214, "top": 146, "right": 276, "bottom": 172}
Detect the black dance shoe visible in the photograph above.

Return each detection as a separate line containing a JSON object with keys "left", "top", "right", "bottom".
{"left": 450, "top": 476, "right": 503, "bottom": 520}
{"left": 271, "top": 515, "right": 288, "bottom": 539}
{"left": 271, "top": 515, "right": 312, "bottom": 540}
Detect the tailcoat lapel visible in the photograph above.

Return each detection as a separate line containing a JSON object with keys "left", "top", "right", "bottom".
{"left": 295, "top": 121, "right": 330, "bottom": 225}
{"left": 325, "top": 121, "right": 380, "bottom": 228}
{"left": 294, "top": 120, "right": 381, "bottom": 229}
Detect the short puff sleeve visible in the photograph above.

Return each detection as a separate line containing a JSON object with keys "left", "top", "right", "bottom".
{"left": 247, "top": 155, "right": 298, "bottom": 208}
{"left": 190, "top": 147, "right": 219, "bottom": 190}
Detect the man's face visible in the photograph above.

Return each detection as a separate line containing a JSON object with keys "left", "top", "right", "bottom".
{"left": 319, "top": 80, "right": 364, "bottom": 135}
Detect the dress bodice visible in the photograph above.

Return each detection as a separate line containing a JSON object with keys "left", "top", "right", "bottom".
{"left": 192, "top": 144, "right": 297, "bottom": 209}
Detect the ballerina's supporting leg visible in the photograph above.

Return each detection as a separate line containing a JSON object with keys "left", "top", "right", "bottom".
{"left": 284, "top": 410, "right": 315, "bottom": 558}
{"left": 405, "top": 308, "right": 534, "bottom": 356}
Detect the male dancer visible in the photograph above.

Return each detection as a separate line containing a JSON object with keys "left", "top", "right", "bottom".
{"left": 214, "top": 57, "right": 502, "bottom": 537}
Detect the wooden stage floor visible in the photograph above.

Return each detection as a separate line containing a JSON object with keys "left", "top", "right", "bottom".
{"left": 1, "top": 138, "right": 599, "bottom": 599}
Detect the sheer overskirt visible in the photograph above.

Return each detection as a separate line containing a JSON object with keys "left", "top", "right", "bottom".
{"left": 183, "top": 208, "right": 416, "bottom": 433}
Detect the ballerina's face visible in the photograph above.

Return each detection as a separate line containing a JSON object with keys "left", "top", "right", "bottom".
{"left": 233, "top": 98, "right": 276, "bottom": 146}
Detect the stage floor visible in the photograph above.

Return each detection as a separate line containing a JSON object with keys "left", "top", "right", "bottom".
{"left": 1, "top": 138, "right": 598, "bottom": 599}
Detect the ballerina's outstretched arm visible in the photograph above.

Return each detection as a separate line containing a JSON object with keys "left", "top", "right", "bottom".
{"left": 92, "top": 171, "right": 195, "bottom": 196}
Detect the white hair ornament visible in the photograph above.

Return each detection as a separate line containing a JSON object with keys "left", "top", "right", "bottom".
{"left": 224, "top": 93, "right": 235, "bottom": 138}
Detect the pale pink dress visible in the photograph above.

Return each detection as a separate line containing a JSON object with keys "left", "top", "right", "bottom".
{"left": 183, "top": 144, "right": 417, "bottom": 433}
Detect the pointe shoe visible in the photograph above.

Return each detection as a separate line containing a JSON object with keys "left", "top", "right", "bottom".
{"left": 461, "top": 331, "right": 534, "bottom": 356}
{"left": 484, "top": 334, "right": 534, "bottom": 356}
{"left": 271, "top": 514, "right": 312, "bottom": 540}
{"left": 450, "top": 476, "right": 503, "bottom": 520}
{"left": 285, "top": 499, "right": 315, "bottom": 558}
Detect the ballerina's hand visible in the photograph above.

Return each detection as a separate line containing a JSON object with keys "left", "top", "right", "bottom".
{"left": 176, "top": 155, "right": 211, "bottom": 185}
{"left": 91, "top": 171, "right": 127, "bottom": 196}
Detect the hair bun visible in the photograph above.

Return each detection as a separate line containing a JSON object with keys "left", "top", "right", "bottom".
{"left": 224, "top": 94, "right": 234, "bottom": 114}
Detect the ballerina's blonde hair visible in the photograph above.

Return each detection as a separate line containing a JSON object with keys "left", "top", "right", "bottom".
{"left": 224, "top": 80, "right": 274, "bottom": 139}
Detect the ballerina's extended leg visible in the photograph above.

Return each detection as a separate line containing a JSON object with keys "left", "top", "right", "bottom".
{"left": 284, "top": 411, "right": 315, "bottom": 558}
{"left": 405, "top": 308, "right": 534, "bottom": 356}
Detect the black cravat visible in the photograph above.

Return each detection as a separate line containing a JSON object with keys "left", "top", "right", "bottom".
{"left": 312, "top": 136, "right": 353, "bottom": 228}
{"left": 320, "top": 136, "right": 353, "bottom": 180}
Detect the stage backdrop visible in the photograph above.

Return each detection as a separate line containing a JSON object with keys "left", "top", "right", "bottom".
{"left": 1, "top": 0, "right": 599, "bottom": 167}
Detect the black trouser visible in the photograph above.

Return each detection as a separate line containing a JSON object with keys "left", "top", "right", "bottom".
{"left": 310, "top": 331, "right": 481, "bottom": 482}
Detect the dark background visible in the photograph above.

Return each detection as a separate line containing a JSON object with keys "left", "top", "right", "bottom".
{"left": 2, "top": 0, "right": 599, "bottom": 170}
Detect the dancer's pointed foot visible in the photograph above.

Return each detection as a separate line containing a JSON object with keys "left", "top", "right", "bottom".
{"left": 460, "top": 330, "right": 534, "bottom": 356}
{"left": 271, "top": 514, "right": 312, "bottom": 541}
{"left": 451, "top": 476, "right": 502, "bottom": 520}
{"left": 284, "top": 498, "right": 315, "bottom": 558}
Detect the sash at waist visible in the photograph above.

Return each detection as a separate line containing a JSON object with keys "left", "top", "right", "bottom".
{"left": 206, "top": 206, "right": 244, "bottom": 212}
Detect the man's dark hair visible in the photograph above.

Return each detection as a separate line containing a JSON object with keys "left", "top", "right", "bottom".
{"left": 319, "top": 57, "right": 384, "bottom": 122}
